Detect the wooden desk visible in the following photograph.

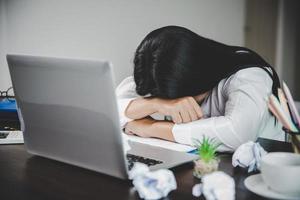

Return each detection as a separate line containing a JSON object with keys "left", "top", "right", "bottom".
{"left": 0, "top": 111, "right": 293, "bottom": 200}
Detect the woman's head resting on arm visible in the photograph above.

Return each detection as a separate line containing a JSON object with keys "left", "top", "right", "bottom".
{"left": 133, "top": 26, "right": 280, "bottom": 99}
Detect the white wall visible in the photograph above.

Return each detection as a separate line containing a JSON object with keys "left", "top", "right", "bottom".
{"left": 1, "top": 0, "right": 245, "bottom": 90}
{"left": 276, "top": 0, "right": 300, "bottom": 100}
{"left": 0, "top": 0, "right": 9, "bottom": 90}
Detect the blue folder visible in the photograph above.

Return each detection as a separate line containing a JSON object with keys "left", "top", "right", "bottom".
{"left": 0, "top": 99, "right": 17, "bottom": 112}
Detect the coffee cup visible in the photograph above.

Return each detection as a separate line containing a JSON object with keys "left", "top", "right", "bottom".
{"left": 260, "top": 152, "right": 300, "bottom": 196}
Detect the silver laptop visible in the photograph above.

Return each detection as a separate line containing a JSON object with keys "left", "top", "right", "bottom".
{"left": 6, "top": 54, "right": 197, "bottom": 179}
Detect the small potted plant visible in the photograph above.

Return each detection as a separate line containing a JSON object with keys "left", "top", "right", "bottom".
{"left": 193, "top": 136, "right": 221, "bottom": 179}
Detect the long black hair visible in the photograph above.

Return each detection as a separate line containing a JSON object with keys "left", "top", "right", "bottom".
{"left": 133, "top": 26, "right": 280, "bottom": 99}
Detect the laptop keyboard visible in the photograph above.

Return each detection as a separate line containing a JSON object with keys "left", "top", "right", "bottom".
{"left": 0, "top": 132, "right": 9, "bottom": 139}
{"left": 0, "top": 131, "right": 24, "bottom": 144}
{"left": 126, "top": 154, "right": 163, "bottom": 170}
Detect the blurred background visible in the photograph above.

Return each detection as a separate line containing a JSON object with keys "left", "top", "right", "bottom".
{"left": 0, "top": 0, "right": 299, "bottom": 99}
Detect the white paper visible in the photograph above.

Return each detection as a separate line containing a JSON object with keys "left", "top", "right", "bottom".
{"left": 232, "top": 141, "right": 267, "bottom": 172}
{"left": 201, "top": 171, "right": 235, "bottom": 200}
{"left": 192, "top": 172, "right": 236, "bottom": 200}
{"left": 129, "top": 163, "right": 177, "bottom": 200}
{"left": 124, "top": 134, "right": 196, "bottom": 152}
{"left": 122, "top": 133, "right": 131, "bottom": 153}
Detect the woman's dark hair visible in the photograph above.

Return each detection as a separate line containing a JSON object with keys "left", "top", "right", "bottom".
{"left": 133, "top": 26, "right": 280, "bottom": 99}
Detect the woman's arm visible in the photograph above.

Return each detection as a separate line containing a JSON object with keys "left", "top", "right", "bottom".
{"left": 124, "top": 97, "right": 157, "bottom": 119}
{"left": 125, "top": 68, "right": 275, "bottom": 152}
{"left": 117, "top": 76, "right": 204, "bottom": 125}
{"left": 171, "top": 68, "right": 274, "bottom": 151}
{"left": 126, "top": 97, "right": 203, "bottom": 123}
{"left": 124, "top": 117, "right": 175, "bottom": 141}
{"left": 116, "top": 76, "right": 142, "bottom": 127}
{"left": 116, "top": 76, "right": 160, "bottom": 126}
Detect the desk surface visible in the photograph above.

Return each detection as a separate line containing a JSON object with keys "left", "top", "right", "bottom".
{"left": 0, "top": 108, "right": 293, "bottom": 200}
{"left": 0, "top": 137, "right": 293, "bottom": 200}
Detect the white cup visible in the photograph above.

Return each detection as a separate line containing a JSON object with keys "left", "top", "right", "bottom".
{"left": 261, "top": 152, "right": 300, "bottom": 196}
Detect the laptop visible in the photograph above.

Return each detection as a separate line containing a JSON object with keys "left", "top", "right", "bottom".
{"left": 6, "top": 54, "right": 197, "bottom": 179}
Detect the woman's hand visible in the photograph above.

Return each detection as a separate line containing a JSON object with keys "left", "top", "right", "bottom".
{"left": 124, "top": 92, "right": 208, "bottom": 124}
{"left": 124, "top": 117, "right": 175, "bottom": 141}
{"left": 124, "top": 118, "right": 155, "bottom": 138}
{"left": 153, "top": 96, "right": 204, "bottom": 124}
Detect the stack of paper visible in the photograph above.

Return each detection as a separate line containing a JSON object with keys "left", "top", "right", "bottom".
{"left": 123, "top": 134, "right": 196, "bottom": 152}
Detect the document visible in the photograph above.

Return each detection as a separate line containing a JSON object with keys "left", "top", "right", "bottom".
{"left": 123, "top": 134, "right": 196, "bottom": 152}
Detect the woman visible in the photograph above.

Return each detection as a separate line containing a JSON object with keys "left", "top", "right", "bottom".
{"left": 116, "top": 26, "right": 283, "bottom": 151}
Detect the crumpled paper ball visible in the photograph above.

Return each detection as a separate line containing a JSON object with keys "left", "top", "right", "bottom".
{"left": 192, "top": 171, "right": 235, "bottom": 200}
{"left": 232, "top": 141, "right": 267, "bottom": 172}
{"left": 128, "top": 163, "right": 177, "bottom": 200}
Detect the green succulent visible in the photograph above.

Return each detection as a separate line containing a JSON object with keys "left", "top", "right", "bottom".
{"left": 193, "top": 136, "right": 221, "bottom": 163}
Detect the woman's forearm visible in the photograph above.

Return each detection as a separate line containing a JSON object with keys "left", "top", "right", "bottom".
{"left": 149, "top": 121, "right": 175, "bottom": 141}
{"left": 125, "top": 118, "right": 175, "bottom": 141}
{"left": 125, "top": 97, "right": 157, "bottom": 119}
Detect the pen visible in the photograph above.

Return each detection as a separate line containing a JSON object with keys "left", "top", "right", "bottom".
{"left": 282, "top": 82, "right": 300, "bottom": 125}
{"left": 269, "top": 95, "right": 298, "bottom": 132}
{"left": 267, "top": 102, "right": 281, "bottom": 124}
{"left": 278, "top": 88, "right": 292, "bottom": 122}
{"left": 268, "top": 100, "right": 292, "bottom": 131}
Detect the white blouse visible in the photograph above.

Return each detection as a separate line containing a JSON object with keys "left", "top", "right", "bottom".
{"left": 116, "top": 68, "right": 284, "bottom": 152}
